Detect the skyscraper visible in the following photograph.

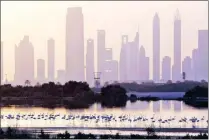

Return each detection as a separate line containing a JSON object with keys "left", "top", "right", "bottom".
{"left": 119, "top": 32, "right": 139, "bottom": 82}
{"left": 47, "top": 38, "right": 55, "bottom": 82}
{"left": 172, "top": 9, "right": 181, "bottom": 82}
{"left": 119, "top": 35, "right": 128, "bottom": 82}
{"left": 162, "top": 56, "right": 171, "bottom": 82}
{"left": 57, "top": 70, "right": 65, "bottom": 84}
{"left": 153, "top": 13, "right": 160, "bottom": 82}
{"left": 126, "top": 32, "right": 139, "bottom": 81}
{"left": 37, "top": 59, "right": 45, "bottom": 84}
{"left": 139, "top": 45, "right": 149, "bottom": 81}
{"left": 1, "top": 42, "right": 3, "bottom": 85}
{"left": 145, "top": 57, "right": 150, "bottom": 81}
{"left": 182, "top": 56, "right": 192, "bottom": 80}
{"left": 132, "top": 31, "right": 140, "bottom": 81}
{"left": 197, "top": 30, "right": 208, "bottom": 81}
{"left": 110, "top": 60, "right": 118, "bottom": 82}
{"left": 104, "top": 60, "right": 118, "bottom": 83}
{"left": 97, "top": 30, "right": 106, "bottom": 83}
{"left": 105, "top": 48, "right": 113, "bottom": 60}
{"left": 14, "top": 36, "right": 34, "bottom": 85}
{"left": 66, "top": 7, "right": 84, "bottom": 81}
{"left": 192, "top": 49, "right": 198, "bottom": 81}
{"left": 86, "top": 39, "right": 95, "bottom": 87}
{"left": 139, "top": 45, "right": 146, "bottom": 81}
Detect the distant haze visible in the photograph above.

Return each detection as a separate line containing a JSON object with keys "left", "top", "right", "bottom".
{"left": 1, "top": 1, "right": 208, "bottom": 81}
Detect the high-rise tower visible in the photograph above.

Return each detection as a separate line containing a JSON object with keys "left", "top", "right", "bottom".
{"left": 66, "top": 7, "right": 84, "bottom": 81}
{"left": 86, "top": 39, "right": 95, "bottom": 86}
{"left": 97, "top": 30, "right": 106, "bottom": 83}
{"left": 37, "top": 59, "right": 45, "bottom": 84}
{"left": 14, "top": 36, "right": 34, "bottom": 85}
{"left": 1, "top": 42, "right": 3, "bottom": 85}
{"left": 172, "top": 9, "right": 181, "bottom": 82}
{"left": 197, "top": 30, "right": 208, "bottom": 81}
{"left": 47, "top": 38, "right": 55, "bottom": 82}
{"left": 162, "top": 56, "right": 171, "bottom": 81}
{"left": 153, "top": 13, "right": 160, "bottom": 82}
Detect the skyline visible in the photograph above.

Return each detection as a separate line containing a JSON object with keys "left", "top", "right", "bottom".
{"left": 1, "top": 1, "right": 208, "bottom": 81}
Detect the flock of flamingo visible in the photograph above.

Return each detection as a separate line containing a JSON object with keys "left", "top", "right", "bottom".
{"left": 1, "top": 113, "right": 208, "bottom": 128}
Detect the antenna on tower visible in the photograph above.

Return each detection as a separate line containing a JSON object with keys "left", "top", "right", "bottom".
{"left": 175, "top": 9, "right": 181, "bottom": 20}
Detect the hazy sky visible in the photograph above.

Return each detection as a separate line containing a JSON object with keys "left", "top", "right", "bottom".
{"left": 1, "top": 1, "right": 208, "bottom": 81}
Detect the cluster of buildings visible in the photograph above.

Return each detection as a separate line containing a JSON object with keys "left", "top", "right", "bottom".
{"left": 0, "top": 7, "right": 208, "bottom": 86}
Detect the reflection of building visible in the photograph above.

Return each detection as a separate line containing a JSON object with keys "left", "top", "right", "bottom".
{"left": 14, "top": 36, "right": 34, "bottom": 85}
{"left": 138, "top": 101, "right": 150, "bottom": 110}
{"left": 172, "top": 101, "right": 182, "bottom": 112}
{"left": 37, "top": 59, "right": 45, "bottom": 84}
{"left": 153, "top": 101, "right": 160, "bottom": 112}
{"left": 66, "top": 7, "right": 84, "bottom": 81}
{"left": 182, "top": 101, "right": 192, "bottom": 110}
{"left": 161, "top": 100, "right": 171, "bottom": 110}
{"left": 86, "top": 39, "right": 95, "bottom": 86}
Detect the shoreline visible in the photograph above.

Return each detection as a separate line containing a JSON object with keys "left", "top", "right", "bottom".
{"left": 1, "top": 127, "right": 208, "bottom": 133}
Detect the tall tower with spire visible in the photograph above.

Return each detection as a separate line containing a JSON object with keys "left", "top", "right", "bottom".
{"left": 153, "top": 13, "right": 160, "bottom": 82}
{"left": 172, "top": 9, "right": 181, "bottom": 82}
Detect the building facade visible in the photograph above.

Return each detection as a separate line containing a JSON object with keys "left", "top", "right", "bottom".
{"left": 37, "top": 59, "right": 45, "bottom": 83}
{"left": 66, "top": 7, "right": 84, "bottom": 81}
{"left": 86, "top": 39, "right": 95, "bottom": 87}
{"left": 47, "top": 38, "right": 55, "bottom": 82}
{"left": 182, "top": 56, "right": 192, "bottom": 80}
{"left": 162, "top": 56, "right": 171, "bottom": 82}
{"left": 14, "top": 36, "right": 34, "bottom": 85}
{"left": 97, "top": 30, "right": 106, "bottom": 84}
{"left": 172, "top": 9, "right": 182, "bottom": 82}
{"left": 153, "top": 13, "right": 160, "bottom": 82}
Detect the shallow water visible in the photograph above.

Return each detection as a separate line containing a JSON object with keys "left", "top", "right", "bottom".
{"left": 1, "top": 100, "right": 208, "bottom": 130}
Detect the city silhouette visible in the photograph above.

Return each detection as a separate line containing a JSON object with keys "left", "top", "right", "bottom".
{"left": 1, "top": 5, "right": 208, "bottom": 86}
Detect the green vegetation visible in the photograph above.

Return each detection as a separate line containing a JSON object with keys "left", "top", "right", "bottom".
{"left": 129, "top": 94, "right": 138, "bottom": 102}
{"left": 0, "top": 81, "right": 208, "bottom": 108}
{"left": 0, "top": 81, "right": 128, "bottom": 108}
{"left": 184, "top": 86, "right": 208, "bottom": 98}
{"left": 1, "top": 81, "right": 92, "bottom": 98}
{"left": 0, "top": 81, "right": 96, "bottom": 109}
{"left": 100, "top": 85, "right": 128, "bottom": 107}
{"left": 183, "top": 86, "right": 208, "bottom": 108}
